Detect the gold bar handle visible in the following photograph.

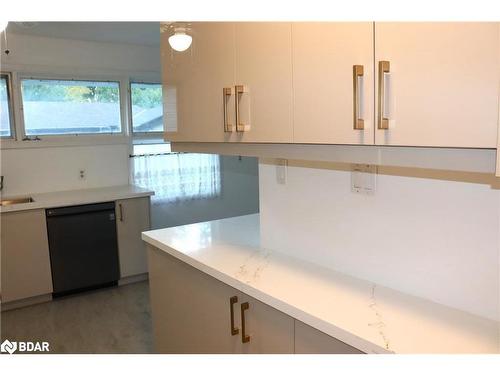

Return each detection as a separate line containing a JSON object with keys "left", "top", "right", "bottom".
{"left": 378, "top": 61, "right": 390, "bottom": 130}
{"left": 235, "top": 85, "right": 249, "bottom": 132}
{"left": 229, "top": 296, "right": 239, "bottom": 336}
{"left": 240, "top": 301, "right": 250, "bottom": 343}
{"left": 118, "top": 203, "right": 123, "bottom": 222}
{"left": 223, "top": 87, "right": 234, "bottom": 132}
{"left": 353, "top": 65, "right": 364, "bottom": 130}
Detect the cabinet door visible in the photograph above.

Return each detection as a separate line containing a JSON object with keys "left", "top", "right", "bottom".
{"left": 294, "top": 320, "right": 363, "bottom": 354}
{"left": 293, "top": 23, "right": 374, "bottom": 145}
{"left": 1, "top": 210, "right": 53, "bottom": 302}
{"left": 234, "top": 23, "right": 293, "bottom": 143}
{"left": 238, "top": 292, "right": 294, "bottom": 354}
{"left": 375, "top": 22, "right": 499, "bottom": 148}
{"left": 162, "top": 22, "right": 236, "bottom": 142}
{"left": 147, "top": 247, "right": 241, "bottom": 353}
{"left": 116, "top": 197, "right": 151, "bottom": 278}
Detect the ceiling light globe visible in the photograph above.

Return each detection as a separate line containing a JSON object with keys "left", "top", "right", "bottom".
{"left": 168, "top": 31, "right": 192, "bottom": 52}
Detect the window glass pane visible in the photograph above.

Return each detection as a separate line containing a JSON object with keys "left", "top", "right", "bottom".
{"left": 0, "top": 75, "right": 12, "bottom": 137}
{"left": 130, "top": 83, "right": 163, "bottom": 133}
{"left": 21, "top": 79, "right": 121, "bottom": 136}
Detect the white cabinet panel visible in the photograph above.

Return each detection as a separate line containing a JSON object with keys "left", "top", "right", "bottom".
{"left": 375, "top": 22, "right": 499, "bottom": 148}
{"left": 293, "top": 22, "right": 374, "bottom": 145}
{"left": 1, "top": 210, "right": 53, "bottom": 302}
{"left": 238, "top": 292, "right": 294, "bottom": 354}
{"left": 147, "top": 247, "right": 294, "bottom": 353}
{"left": 116, "top": 197, "right": 150, "bottom": 278}
{"left": 294, "top": 320, "right": 363, "bottom": 354}
{"left": 148, "top": 246, "right": 241, "bottom": 353}
{"left": 233, "top": 23, "right": 293, "bottom": 143}
{"left": 162, "top": 22, "right": 236, "bottom": 142}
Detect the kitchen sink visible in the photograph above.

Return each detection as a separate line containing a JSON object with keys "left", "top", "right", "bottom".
{"left": 0, "top": 197, "right": 35, "bottom": 206}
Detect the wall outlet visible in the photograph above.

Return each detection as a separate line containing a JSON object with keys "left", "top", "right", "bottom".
{"left": 79, "top": 169, "right": 86, "bottom": 180}
{"left": 351, "top": 164, "right": 376, "bottom": 194}
{"left": 276, "top": 159, "right": 287, "bottom": 185}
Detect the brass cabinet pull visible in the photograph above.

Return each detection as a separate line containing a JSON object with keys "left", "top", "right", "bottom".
{"left": 223, "top": 87, "right": 234, "bottom": 132}
{"left": 118, "top": 203, "right": 124, "bottom": 222}
{"left": 378, "top": 61, "right": 390, "bottom": 130}
{"left": 353, "top": 65, "right": 364, "bottom": 130}
{"left": 229, "top": 296, "right": 239, "bottom": 336}
{"left": 235, "top": 85, "right": 249, "bottom": 132}
{"left": 240, "top": 301, "right": 250, "bottom": 343}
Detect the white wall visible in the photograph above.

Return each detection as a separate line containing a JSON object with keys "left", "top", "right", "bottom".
{"left": 259, "top": 159, "right": 500, "bottom": 321}
{"left": 0, "top": 144, "right": 129, "bottom": 196}
{"left": 0, "top": 32, "right": 161, "bottom": 196}
{"left": 0, "top": 33, "right": 161, "bottom": 76}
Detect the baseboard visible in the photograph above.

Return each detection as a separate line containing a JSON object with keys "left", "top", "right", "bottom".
{"left": 1, "top": 275, "right": 148, "bottom": 311}
{"left": 1, "top": 294, "right": 52, "bottom": 312}
{"left": 118, "top": 273, "right": 149, "bottom": 286}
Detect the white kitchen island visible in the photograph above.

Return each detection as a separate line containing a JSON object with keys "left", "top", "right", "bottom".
{"left": 142, "top": 214, "right": 499, "bottom": 354}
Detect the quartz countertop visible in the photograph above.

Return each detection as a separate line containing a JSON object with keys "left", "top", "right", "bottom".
{"left": 0, "top": 185, "right": 154, "bottom": 213}
{"left": 142, "top": 214, "right": 499, "bottom": 354}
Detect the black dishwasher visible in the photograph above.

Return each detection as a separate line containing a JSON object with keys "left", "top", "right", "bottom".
{"left": 46, "top": 202, "right": 120, "bottom": 297}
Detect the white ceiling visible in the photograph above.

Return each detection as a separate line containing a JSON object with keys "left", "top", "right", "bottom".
{"left": 5, "top": 22, "right": 161, "bottom": 46}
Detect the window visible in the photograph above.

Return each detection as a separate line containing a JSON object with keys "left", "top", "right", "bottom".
{"left": 21, "top": 79, "right": 121, "bottom": 136}
{"left": 130, "top": 83, "right": 163, "bottom": 133}
{"left": 0, "top": 73, "right": 15, "bottom": 138}
{"left": 131, "top": 144, "right": 221, "bottom": 205}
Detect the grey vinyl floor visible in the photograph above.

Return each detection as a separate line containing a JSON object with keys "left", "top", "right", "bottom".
{"left": 0, "top": 281, "right": 153, "bottom": 354}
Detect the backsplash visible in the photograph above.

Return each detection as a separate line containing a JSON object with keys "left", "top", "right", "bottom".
{"left": 0, "top": 144, "right": 129, "bottom": 196}
{"left": 259, "top": 159, "right": 500, "bottom": 321}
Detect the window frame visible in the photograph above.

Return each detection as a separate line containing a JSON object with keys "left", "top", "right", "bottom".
{"left": 18, "top": 74, "right": 127, "bottom": 140}
{"left": 0, "top": 72, "right": 16, "bottom": 139}
{"left": 129, "top": 80, "right": 164, "bottom": 138}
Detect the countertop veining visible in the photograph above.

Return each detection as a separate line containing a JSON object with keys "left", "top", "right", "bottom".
{"left": 0, "top": 185, "right": 154, "bottom": 213}
{"left": 142, "top": 214, "right": 499, "bottom": 354}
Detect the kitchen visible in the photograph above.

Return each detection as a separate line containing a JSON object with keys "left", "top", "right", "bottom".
{"left": 1, "top": 5, "right": 500, "bottom": 375}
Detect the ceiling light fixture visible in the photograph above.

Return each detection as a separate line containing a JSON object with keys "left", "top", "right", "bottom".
{"left": 168, "top": 27, "right": 192, "bottom": 52}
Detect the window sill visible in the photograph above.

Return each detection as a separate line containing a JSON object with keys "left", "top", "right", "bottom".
{"left": 0, "top": 134, "right": 130, "bottom": 150}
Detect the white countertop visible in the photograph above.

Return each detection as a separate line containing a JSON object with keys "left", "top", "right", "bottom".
{"left": 142, "top": 214, "right": 499, "bottom": 354}
{"left": 0, "top": 185, "right": 154, "bottom": 213}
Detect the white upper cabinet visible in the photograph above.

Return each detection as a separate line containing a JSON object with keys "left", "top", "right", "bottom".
{"left": 162, "top": 22, "right": 500, "bottom": 150}
{"left": 162, "top": 22, "right": 235, "bottom": 142}
{"left": 292, "top": 22, "right": 374, "bottom": 145}
{"left": 374, "top": 22, "right": 500, "bottom": 148}
{"left": 233, "top": 23, "right": 293, "bottom": 143}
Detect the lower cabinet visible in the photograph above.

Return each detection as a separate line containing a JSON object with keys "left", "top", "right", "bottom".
{"left": 147, "top": 246, "right": 364, "bottom": 354}
{"left": 294, "top": 320, "right": 363, "bottom": 354}
{"left": 148, "top": 246, "right": 294, "bottom": 353}
{"left": 116, "top": 197, "right": 151, "bottom": 278}
{"left": 0, "top": 209, "right": 53, "bottom": 303}
{"left": 1, "top": 197, "right": 151, "bottom": 306}
{"left": 238, "top": 292, "right": 294, "bottom": 354}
